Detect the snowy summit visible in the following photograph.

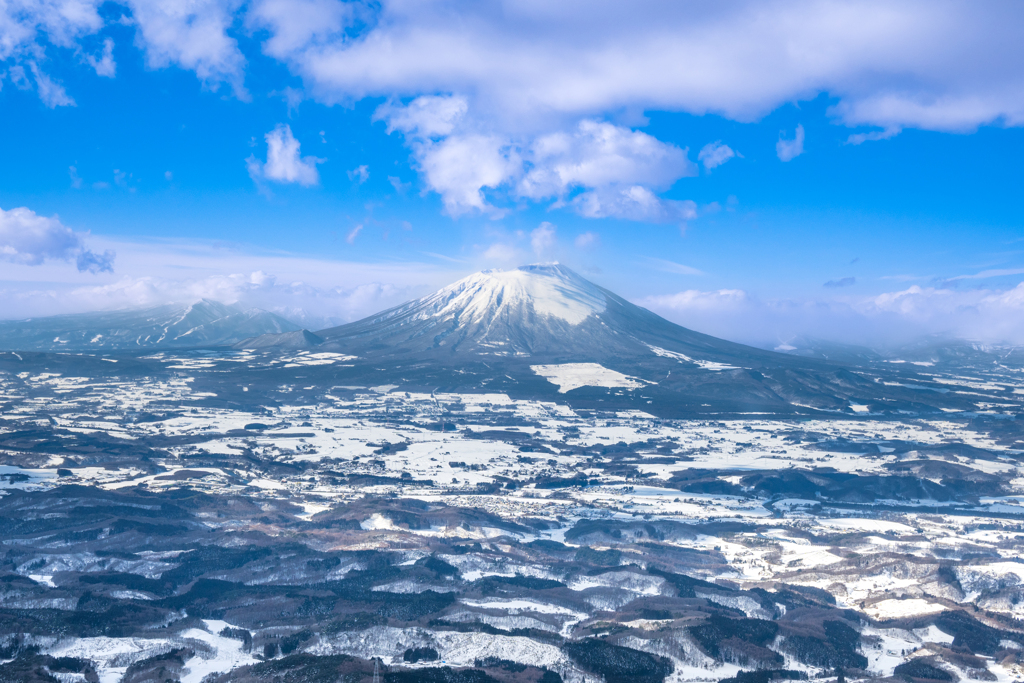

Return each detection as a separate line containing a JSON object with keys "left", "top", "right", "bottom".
{"left": 411, "top": 264, "right": 608, "bottom": 327}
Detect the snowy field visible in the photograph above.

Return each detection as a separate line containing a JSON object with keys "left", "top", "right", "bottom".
{"left": 2, "top": 351, "right": 1024, "bottom": 683}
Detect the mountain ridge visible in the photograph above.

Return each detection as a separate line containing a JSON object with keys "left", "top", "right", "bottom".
{"left": 0, "top": 299, "right": 300, "bottom": 351}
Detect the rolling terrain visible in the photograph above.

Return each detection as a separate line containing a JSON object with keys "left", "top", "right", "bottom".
{"left": 1, "top": 266, "right": 1024, "bottom": 682}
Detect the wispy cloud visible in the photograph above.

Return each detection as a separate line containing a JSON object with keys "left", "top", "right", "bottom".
{"left": 530, "top": 222, "right": 556, "bottom": 257}
{"left": 348, "top": 165, "right": 369, "bottom": 184}
{"left": 846, "top": 126, "right": 901, "bottom": 145}
{"left": 698, "top": 141, "right": 737, "bottom": 171}
{"left": 823, "top": 276, "right": 856, "bottom": 288}
{"left": 944, "top": 267, "right": 1024, "bottom": 281}
{"left": 776, "top": 124, "right": 805, "bottom": 162}
{"left": 647, "top": 257, "right": 704, "bottom": 276}
{"left": 642, "top": 281, "right": 1024, "bottom": 348}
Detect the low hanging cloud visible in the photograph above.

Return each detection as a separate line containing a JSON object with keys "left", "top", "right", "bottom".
{"left": 0, "top": 236, "right": 470, "bottom": 324}
{"left": 0, "top": 206, "right": 114, "bottom": 273}
{"left": 0, "top": 269, "right": 414, "bottom": 331}
{"left": 640, "top": 281, "right": 1024, "bottom": 349}
{"left": 247, "top": 124, "right": 323, "bottom": 187}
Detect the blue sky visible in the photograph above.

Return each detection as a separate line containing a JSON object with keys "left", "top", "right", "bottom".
{"left": 1, "top": 1, "right": 1023, "bottom": 347}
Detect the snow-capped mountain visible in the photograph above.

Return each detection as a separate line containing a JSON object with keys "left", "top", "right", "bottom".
{"left": 302, "top": 264, "right": 711, "bottom": 359}
{"left": 0, "top": 299, "right": 300, "bottom": 351}
{"left": 238, "top": 264, "right": 971, "bottom": 415}
{"left": 304, "top": 264, "right": 809, "bottom": 371}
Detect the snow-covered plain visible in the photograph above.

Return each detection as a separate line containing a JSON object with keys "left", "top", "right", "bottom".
{"left": 4, "top": 350, "right": 1024, "bottom": 682}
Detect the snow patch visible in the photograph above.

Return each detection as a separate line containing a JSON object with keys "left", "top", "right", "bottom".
{"left": 531, "top": 363, "right": 646, "bottom": 393}
{"left": 414, "top": 264, "right": 606, "bottom": 326}
{"left": 864, "top": 599, "right": 947, "bottom": 620}
{"left": 646, "top": 344, "right": 742, "bottom": 371}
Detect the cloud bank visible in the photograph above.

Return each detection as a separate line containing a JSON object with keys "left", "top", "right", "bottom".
{"left": 641, "top": 281, "right": 1024, "bottom": 350}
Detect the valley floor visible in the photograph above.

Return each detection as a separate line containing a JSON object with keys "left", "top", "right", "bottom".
{"left": 2, "top": 349, "right": 1024, "bottom": 683}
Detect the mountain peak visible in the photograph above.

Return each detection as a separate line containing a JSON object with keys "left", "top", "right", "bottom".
{"left": 309, "top": 263, "right": 687, "bottom": 359}
{"left": 424, "top": 263, "right": 607, "bottom": 327}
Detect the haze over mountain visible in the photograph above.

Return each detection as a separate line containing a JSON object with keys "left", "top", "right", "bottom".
{"left": 0, "top": 299, "right": 299, "bottom": 351}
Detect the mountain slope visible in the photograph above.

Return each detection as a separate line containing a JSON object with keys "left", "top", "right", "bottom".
{"left": 313, "top": 264, "right": 774, "bottom": 364}
{"left": 240, "top": 264, "right": 979, "bottom": 416}
{"left": 0, "top": 300, "right": 300, "bottom": 351}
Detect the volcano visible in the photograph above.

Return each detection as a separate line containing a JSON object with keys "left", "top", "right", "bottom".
{"left": 310, "top": 263, "right": 786, "bottom": 367}
{"left": 240, "top": 264, "right": 974, "bottom": 416}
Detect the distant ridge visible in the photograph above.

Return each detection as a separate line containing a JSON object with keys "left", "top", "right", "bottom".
{"left": 0, "top": 299, "right": 300, "bottom": 351}
{"left": 243, "top": 329, "right": 324, "bottom": 350}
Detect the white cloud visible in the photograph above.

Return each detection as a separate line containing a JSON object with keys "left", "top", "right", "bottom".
{"left": 246, "top": 0, "right": 351, "bottom": 60}
{"left": 846, "top": 126, "right": 900, "bottom": 145}
{"left": 348, "top": 164, "right": 369, "bottom": 183}
{"left": 7, "top": 2, "right": 1024, "bottom": 136}
{"left": 85, "top": 36, "right": 116, "bottom": 77}
{"left": 346, "top": 224, "right": 362, "bottom": 243}
{"left": 0, "top": 271, "right": 414, "bottom": 330}
{"left": 776, "top": 124, "right": 804, "bottom": 162}
{"left": 388, "top": 175, "right": 410, "bottom": 193}
{"left": 640, "top": 280, "right": 1024, "bottom": 348}
{"left": 280, "top": 2, "right": 1024, "bottom": 133}
{"left": 574, "top": 231, "right": 598, "bottom": 249}
{"left": 0, "top": 235, "right": 465, "bottom": 323}
{"left": 75, "top": 249, "right": 116, "bottom": 274}
{"left": 28, "top": 62, "right": 74, "bottom": 107}
{"left": 247, "top": 124, "right": 323, "bottom": 187}
{"left": 376, "top": 103, "right": 696, "bottom": 220}
{"left": 482, "top": 243, "right": 520, "bottom": 262}
{"left": 648, "top": 258, "right": 703, "bottom": 276}
{"left": 8, "top": 2, "right": 1023, "bottom": 226}
{"left": 519, "top": 120, "right": 694, "bottom": 199}
{"left": 573, "top": 186, "right": 696, "bottom": 224}
{"left": 697, "top": 141, "right": 736, "bottom": 170}
{"left": 941, "top": 267, "right": 1024, "bottom": 282}
{"left": 414, "top": 133, "right": 519, "bottom": 217}
{"left": 0, "top": 205, "right": 112, "bottom": 272}
{"left": 0, "top": 0, "right": 103, "bottom": 109}
{"left": 530, "top": 222, "right": 555, "bottom": 257}
{"left": 125, "top": 0, "right": 248, "bottom": 96}
{"left": 375, "top": 95, "right": 468, "bottom": 138}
